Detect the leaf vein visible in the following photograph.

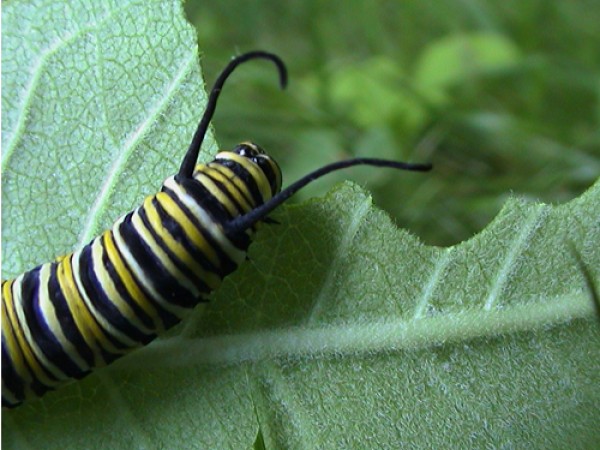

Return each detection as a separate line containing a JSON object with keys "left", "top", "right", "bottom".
{"left": 484, "top": 205, "right": 548, "bottom": 310}
{"left": 413, "top": 247, "right": 453, "bottom": 319}
{"left": 122, "top": 291, "right": 594, "bottom": 369}
{"left": 1, "top": 1, "right": 139, "bottom": 171}
{"left": 305, "top": 195, "right": 371, "bottom": 324}
{"left": 76, "top": 50, "right": 197, "bottom": 245}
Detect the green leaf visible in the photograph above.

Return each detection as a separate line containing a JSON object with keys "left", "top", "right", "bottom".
{"left": 415, "top": 32, "right": 521, "bottom": 106}
{"left": 3, "top": 1, "right": 600, "bottom": 450}
{"left": 328, "top": 56, "right": 427, "bottom": 131}
{"left": 1, "top": 0, "right": 213, "bottom": 278}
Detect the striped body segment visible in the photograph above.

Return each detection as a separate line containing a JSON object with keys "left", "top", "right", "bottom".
{"left": 1, "top": 144, "right": 282, "bottom": 408}
{"left": 1, "top": 51, "right": 432, "bottom": 409}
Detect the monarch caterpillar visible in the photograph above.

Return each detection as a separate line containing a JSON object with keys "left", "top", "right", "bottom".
{"left": 1, "top": 51, "right": 432, "bottom": 408}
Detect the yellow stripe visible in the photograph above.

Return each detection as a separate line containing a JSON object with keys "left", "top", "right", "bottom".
{"left": 101, "top": 232, "right": 163, "bottom": 332}
{"left": 148, "top": 194, "right": 221, "bottom": 272}
{"left": 91, "top": 237, "right": 150, "bottom": 333}
{"left": 266, "top": 158, "right": 282, "bottom": 193}
{"left": 57, "top": 256, "right": 123, "bottom": 364}
{"left": 204, "top": 165, "right": 253, "bottom": 212}
{"left": 130, "top": 211, "right": 201, "bottom": 295}
{"left": 54, "top": 254, "right": 68, "bottom": 263}
{"left": 215, "top": 153, "right": 272, "bottom": 202}
{"left": 7, "top": 273, "right": 69, "bottom": 381}
{"left": 193, "top": 172, "right": 240, "bottom": 216}
{"left": 164, "top": 177, "right": 247, "bottom": 266}
{"left": 2, "top": 281, "right": 32, "bottom": 385}
{"left": 2, "top": 278, "right": 56, "bottom": 387}
{"left": 148, "top": 195, "right": 221, "bottom": 289}
{"left": 37, "top": 264, "right": 89, "bottom": 371}
{"left": 70, "top": 249, "right": 138, "bottom": 348}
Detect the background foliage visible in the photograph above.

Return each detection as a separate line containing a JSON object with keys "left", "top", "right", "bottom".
{"left": 185, "top": 0, "right": 600, "bottom": 246}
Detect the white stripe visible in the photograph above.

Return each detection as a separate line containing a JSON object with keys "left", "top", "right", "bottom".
{"left": 71, "top": 247, "right": 138, "bottom": 349}
{"left": 163, "top": 176, "right": 246, "bottom": 266}
{"left": 11, "top": 273, "right": 65, "bottom": 383}
{"left": 112, "top": 214, "right": 188, "bottom": 318}
{"left": 90, "top": 237, "right": 155, "bottom": 335}
{"left": 214, "top": 152, "right": 272, "bottom": 202}
{"left": 131, "top": 209, "right": 200, "bottom": 297}
{"left": 36, "top": 264, "right": 89, "bottom": 372}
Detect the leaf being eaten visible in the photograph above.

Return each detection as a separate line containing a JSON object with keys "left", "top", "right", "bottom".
{"left": 2, "top": 0, "right": 599, "bottom": 449}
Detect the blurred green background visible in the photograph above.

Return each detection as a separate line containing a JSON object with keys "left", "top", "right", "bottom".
{"left": 184, "top": 0, "right": 600, "bottom": 247}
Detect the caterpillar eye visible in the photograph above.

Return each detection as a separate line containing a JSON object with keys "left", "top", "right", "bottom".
{"left": 233, "top": 142, "right": 265, "bottom": 158}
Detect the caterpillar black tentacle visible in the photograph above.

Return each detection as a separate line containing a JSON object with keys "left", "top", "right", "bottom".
{"left": 1, "top": 51, "right": 431, "bottom": 408}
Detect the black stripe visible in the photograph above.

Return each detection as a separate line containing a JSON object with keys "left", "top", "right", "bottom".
{"left": 257, "top": 158, "right": 279, "bottom": 196}
{"left": 77, "top": 243, "right": 154, "bottom": 346}
{"left": 98, "top": 243, "right": 158, "bottom": 335}
{"left": 11, "top": 271, "right": 61, "bottom": 386}
{"left": 19, "top": 266, "right": 87, "bottom": 380}
{"left": 2, "top": 296, "right": 26, "bottom": 407}
{"left": 203, "top": 166, "right": 251, "bottom": 215}
{"left": 102, "top": 230, "right": 178, "bottom": 331}
{"left": 202, "top": 169, "right": 266, "bottom": 238}
{"left": 197, "top": 162, "right": 264, "bottom": 238}
{"left": 170, "top": 178, "right": 251, "bottom": 273}
{"left": 173, "top": 174, "right": 233, "bottom": 223}
{"left": 6, "top": 271, "right": 66, "bottom": 400}
{"left": 2, "top": 347, "right": 23, "bottom": 407}
{"left": 212, "top": 159, "right": 264, "bottom": 208}
{"left": 139, "top": 201, "right": 213, "bottom": 298}
{"left": 209, "top": 164, "right": 255, "bottom": 207}
{"left": 147, "top": 190, "right": 220, "bottom": 273}
{"left": 117, "top": 211, "right": 197, "bottom": 311}
{"left": 48, "top": 261, "right": 97, "bottom": 368}
{"left": 162, "top": 189, "right": 237, "bottom": 278}
{"left": 223, "top": 224, "right": 252, "bottom": 252}
{"left": 63, "top": 253, "right": 131, "bottom": 354}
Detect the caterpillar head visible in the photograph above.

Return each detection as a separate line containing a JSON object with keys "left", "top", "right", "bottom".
{"left": 213, "top": 142, "right": 282, "bottom": 204}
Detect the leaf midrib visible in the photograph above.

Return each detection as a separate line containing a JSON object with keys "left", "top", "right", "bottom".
{"left": 77, "top": 50, "right": 197, "bottom": 245}
{"left": 115, "top": 290, "right": 594, "bottom": 370}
